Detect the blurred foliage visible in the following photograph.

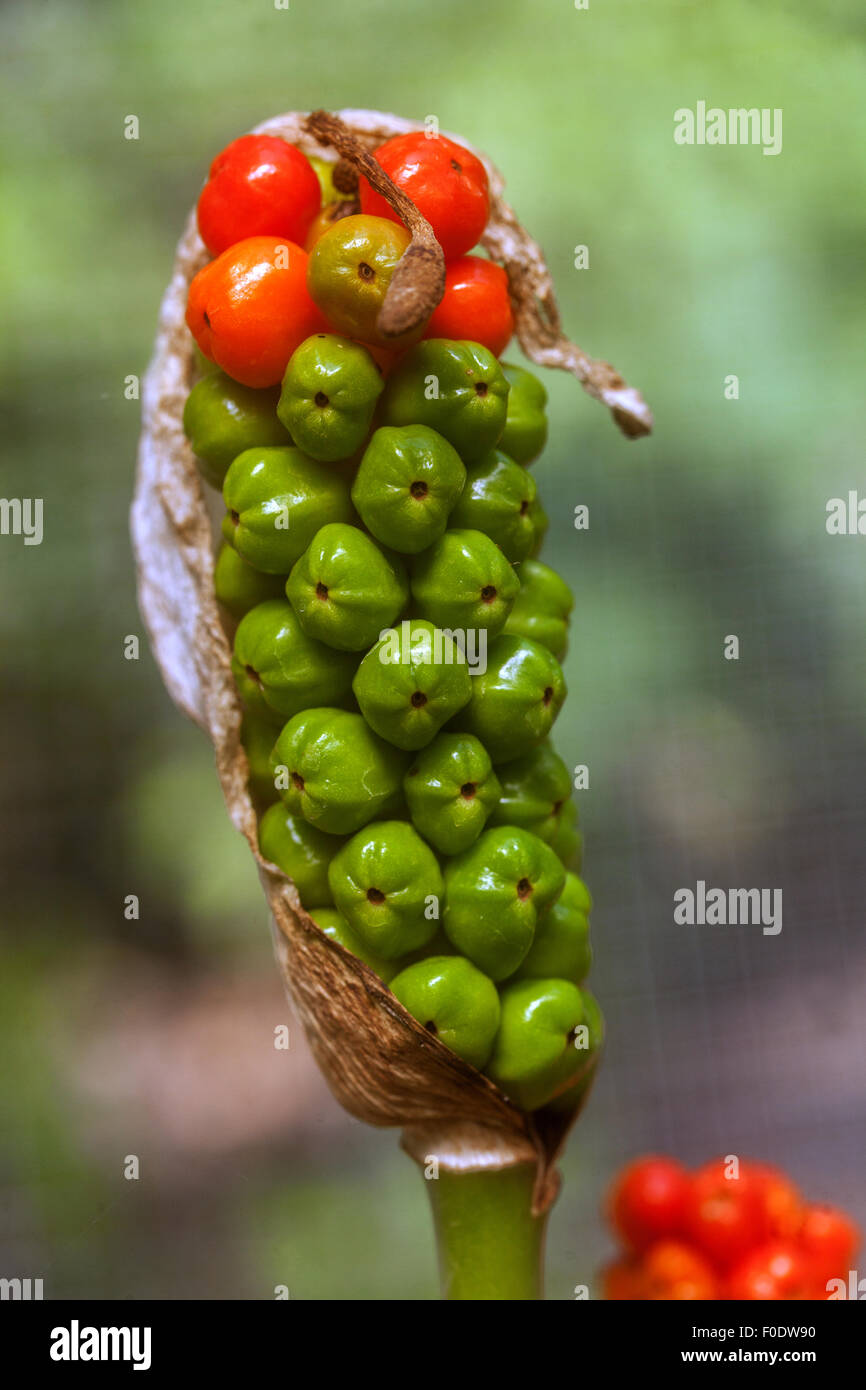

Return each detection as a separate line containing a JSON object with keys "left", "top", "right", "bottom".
{"left": 1, "top": 0, "right": 865, "bottom": 1298}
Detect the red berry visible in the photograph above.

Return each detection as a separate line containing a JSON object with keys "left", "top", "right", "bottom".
{"left": 727, "top": 1241, "right": 814, "bottom": 1300}
{"left": 197, "top": 134, "right": 321, "bottom": 257}
{"left": 741, "top": 1162, "right": 804, "bottom": 1240}
{"left": 608, "top": 1156, "right": 691, "bottom": 1253}
{"left": 424, "top": 255, "right": 514, "bottom": 358}
{"left": 799, "top": 1205, "right": 860, "bottom": 1288}
{"left": 359, "top": 132, "right": 490, "bottom": 262}
{"left": 643, "top": 1241, "right": 719, "bottom": 1300}
{"left": 601, "top": 1259, "right": 645, "bottom": 1300}
{"left": 684, "top": 1160, "right": 770, "bottom": 1270}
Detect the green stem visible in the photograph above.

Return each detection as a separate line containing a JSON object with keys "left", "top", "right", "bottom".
{"left": 424, "top": 1164, "right": 547, "bottom": 1300}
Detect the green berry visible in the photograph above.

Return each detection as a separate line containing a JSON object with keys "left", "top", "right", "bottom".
{"left": 529, "top": 498, "right": 549, "bottom": 557}
{"left": 551, "top": 799, "right": 582, "bottom": 871}
{"left": 351, "top": 425, "right": 466, "bottom": 554}
{"left": 390, "top": 956, "right": 501, "bottom": 1069}
{"left": 380, "top": 340, "right": 509, "bottom": 461}
{"left": 442, "top": 826, "right": 565, "bottom": 981}
{"left": 327, "top": 821, "right": 443, "bottom": 959}
{"left": 485, "top": 978, "right": 596, "bottom": 1111}
{"left": 222, "top": 446, "right": 353, "bottom": 574}
{"left": 286, "top": 523, "right": 409, "bottom": 652}
{"left": 258, "top": 803, "right": 345, "bottom": 907}
{"left": 352, "top": 620, "right": 472, "bottom": 751}
{"left": 404, "top": 732, "right": 501, "bottom": 855}
{"left": 272, "top": 708, "right": 407, "bottom": 835}
{"left": 514, "top": 873, "right": 592, "bottom": 983}
{"left": 309, "top": 907, "right": 398, "bottom": 982}
{"left": 240, "top": 710, "right": 279, "bottom": 805}
{"left": 183, "top": 370, "right": 289, "bottom": 489}
{"left": 453, "top": 634, "right": 566, "bottom": 763}
{"left": 411, "top": 528, "right": 519, "bottom": 638}
{"left": 277, "top": 334, "right": 384, "bottom": 462}
{"left": 231, "top": 598, "right": 356, "bottom": 722}
{"left": 214, "top": 542, "right": 286, "bottom": 619}
{"left": 488, "top": 741, "right": 572, "bottom": 842}
{"left": 448, "top": 448, "right": 541, "bottom": 562}
{"left": 503, "top": 559, "right": 573, "bottom": 660}
{"left": 498, "top": 363, "right": 548, "bottom": 466}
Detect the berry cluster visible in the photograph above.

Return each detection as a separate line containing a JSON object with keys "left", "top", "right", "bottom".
{"left": 604, "top": 1156, "right": 860, "bottom": 1300}
{"left": 182, "top": 126, "right": 601, "bottom": 1113}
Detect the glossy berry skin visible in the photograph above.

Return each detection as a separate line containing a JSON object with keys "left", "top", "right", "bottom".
{"left": 277, "top": 334, "right": 383, "bottom": 462}
{"left": 423, "top": 256, "right": 514, "bottom": 357}
{"left": 443, "top": 825, "right": 565, "bottom": 980}
{"left": 453, "top": 634, "right": 566, "bottom": 764}
{"left": 307, "top": 215, "right": 420, "bottom": 348}
{"left": 608, "top": 1157, "right": 691, "bottom": 1254}
{"left": 359, "top": 132, "right": 490, "bottom": 262}
{"left": 643, "top": 1241, "right": 719, "bottom": 1301}
{"left": 222, "top": 447, "right": 353, "bottom": 574}
{"left": 327, "top": 821, "right": 443, "bottom": 960}
{"left": 798, "top": 1204, "right": 860, "bottom": 1285}
{"left": 726, "top": 1242, "right": 814, "bottom": 1301}
{"left": 186, "top": 236, "right": 325, "bottom": 389}
{"left": 404, "top": 732, "right": 501, "bottom": 855}
{"left": 258, "top": 803, "right": 345, "bottom": 907}
{"left": 515, "top": 872, "right": 592, "bottom": 984}
{"left": 240, "top": 710, "right": 279, "bottom": 806}
{"left": 214, "top": 543, "right": 286, "bottom": 620}
{"left": 183, "top": 371, "right": 289, "bottom": 488}
{"left": 286, "top": 523, "right": 409, "bottom": 652}
{"left": 448, "top": 449, "right": 541, "bottom": 563}
{"left": 684, "top": 1160, "right": 771, "bottom": 1271}
{"left": 485, "top": 978, "right": 594, "bottom": 1111}
{"left": 351, "top": 425, "right": 466, "bottom": 554}
{"left": 390, "top": 956, "right": 501, "bottom": 1069}
{"left": 231, "top": 599, "right": 356, "bottom": 723}
{"left": 196, "top": 134, "right": 321, "bottom": 257}
{"left": 488, "top": 741, "right": 572, "bottom": 842}
{"left": 504, "top": 560, "right": 573, "bottom": 662}
{"left": 380, "top": 340, "right": 509, "bottom": 462}
{"left": 272, "top": 708, "right": 407, "bottom": 835}
{"left": 411, "top": 529, "right": 519, "bottom": 637}
{"left": 352, "top": 620, "right": 472, "bottom": 751}
{"left": 498, "top": 363, "right": 548, "bottom": 465}
{"left": 310, "top": 906, "right": 398, "bottom": 983}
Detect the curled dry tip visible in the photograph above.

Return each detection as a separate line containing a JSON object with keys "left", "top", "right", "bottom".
{"left": 304, "top": 108, "right": 446, "bottom": 340}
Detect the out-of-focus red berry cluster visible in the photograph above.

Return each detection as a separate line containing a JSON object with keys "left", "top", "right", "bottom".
{"left": 603, "top": 1156, "right": 860, "bottom": 1300}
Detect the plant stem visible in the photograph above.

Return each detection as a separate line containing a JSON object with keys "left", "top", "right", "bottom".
{"left": 424, "top": 1163, "right": 547, "bottom": 1300}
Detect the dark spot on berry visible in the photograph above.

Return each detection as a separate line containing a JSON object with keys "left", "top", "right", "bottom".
{"left": 316, "top": 582, "right": 329, "bottom": 600}
{"left": 520, "top": 499, "right": 530, "bottom": 516}
{"left": 314, "top": 391, "right": 329, "bottom": 408}
{"left": 460, "top": 782, "right": 477, "bottom": 800}
{"left": 552, "top": 799, "right": 563, "bottom": 814}
{"left": 203, "top": 311, "right": 210, "bottom": 327}
{"left": 358, "top": 261, "right": 375, "bottom": 282}
{"left": 291, "top": 772, "right": 305, "bottom": 791}
{"left": 230, "top": 510, "right": 240, "bottom": 525}
{"left": 425, "top": 1019, "right": 438, "bottom": 1036}
{"left": 244, "top": 664, "right": 263, "bottom": 689}
{"left": 517, "top": 877, "right": 534, "bottom": 900}
{"left": 474, "top": 381, "right": 488, "bottom": 397}
{"left": 410, "top": 690, "right": 428, "bottom": 708}
{"left": 481, "top": 585, "right": 497, "bottom": 603}
{"left": 367, "top": 887, "right": 386, "bottom": 904}
{"left": 450, "top": 158, "right": 462, "bottom": 173}
{"left": 410, "top": 480, "right": 428, "bottom": 499}
{"left": 542, "top": 686, "right": 554, "bottom": 706}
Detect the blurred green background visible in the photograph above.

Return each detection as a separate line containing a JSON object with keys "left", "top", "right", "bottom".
{"left": 2, "top": 0, "right": 865, "bottom": 1299}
